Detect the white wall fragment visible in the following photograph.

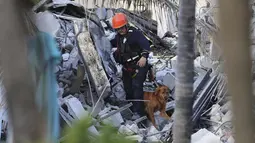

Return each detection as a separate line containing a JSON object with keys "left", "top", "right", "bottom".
{"left": 118, "top": 125, "right": 135, "bottom": 136}
{"left": 227, "top": 136, "right": 235, "bottom": 143}
{"left": 96, "top": 8, "right": 107, "bottom": 20}
{"left": 35, "top": 11, "right": 60, "bottom": 36}
{"left": 146, "top": 126, "right": 160, "bottom": 142}
{"left": 194, "top": 55, "right": 213, "bottom": 69}
{"left": 125, "top": 135, "right": 143, "bottom": 142}
{"left": 209, "top": 104, "right": 223, "bottom": 123}
{"left": 209, "top": 37, "right": 221, "bottom": 61}
{"left": 156, "top": 68, "right": 173, "bottom": 81}
{"left": 163, "top": 73, "right": 176, "bottom": 91}
{"left": 102, "top": 112, "right": 124, "bottom": 127}
{"left": 147, "top": 135, "right": 160, "bottom": 143}
{"left": 221, "top": 101, "right": 232, "bottom": 114}
{"left": 62, "top": 53, "right": 70, "bottom": 61}
{"left": 64, "top": 96, "right": 99, "bottom": 136}
{"left": 65, "top": 96, "right": 89, "bottom": 119}
{"left": 98, "top": 107, "right": 111, "bottom": 117}
{"left": 57, "top": 85, "right": 64, "bottom": 98}
{"left": 191, "top": 128, "right": 221, "bottom": 143}
{"left": 222, "top": 110, "right": 233, "bottom": 123}
{"left": 170, "top": 56, "right": 178, "bottom": 70}
{"left": 53, "top": 0, "right": 71, "bottom": 4}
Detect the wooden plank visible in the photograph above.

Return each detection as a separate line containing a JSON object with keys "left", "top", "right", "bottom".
{"left": 74, "top": 20, "right": 111, "bottom": 99}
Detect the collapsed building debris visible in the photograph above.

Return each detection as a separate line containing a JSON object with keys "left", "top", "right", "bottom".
{"left": 0, "top": 0, "right": 234, "bottom": 143}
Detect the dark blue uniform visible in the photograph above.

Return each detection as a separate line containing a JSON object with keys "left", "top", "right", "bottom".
{"left": 111, "top": 26, "right": 151, "bottom": 117}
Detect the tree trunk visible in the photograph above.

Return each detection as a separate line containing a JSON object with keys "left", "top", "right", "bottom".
{"left": 219, "top": 0, "right": 255, "bottom": 142}
{"left": 172, "top": 0, "right": 196, "bottom": 142}
{"left": 0, "top": 1, "right": 47, "bottom": 143}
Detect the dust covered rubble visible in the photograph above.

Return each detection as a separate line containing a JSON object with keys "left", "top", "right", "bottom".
{"left": 6, "top": 1, "right": 232, "bottom": 143}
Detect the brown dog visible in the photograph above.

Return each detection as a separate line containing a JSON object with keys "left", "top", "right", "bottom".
{"left": 144, "top": 85, "right": 171, "bottom": 128}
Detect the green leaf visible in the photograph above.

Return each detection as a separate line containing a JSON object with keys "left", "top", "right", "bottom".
{"left": 62, "top": 116, "right": 135, "bottom": 143}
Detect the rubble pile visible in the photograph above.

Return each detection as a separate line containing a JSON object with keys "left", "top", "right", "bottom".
{"left": 0, "top": 0, "right": 234, "bottom": 143}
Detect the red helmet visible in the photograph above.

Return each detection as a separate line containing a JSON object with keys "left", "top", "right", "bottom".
{"left": 112, "top": 13, "right": 128, "bottom": 29}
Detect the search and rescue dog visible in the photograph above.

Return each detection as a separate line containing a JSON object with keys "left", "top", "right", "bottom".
{"left": 144, "top": 85, "right": 171, "bottom": 129}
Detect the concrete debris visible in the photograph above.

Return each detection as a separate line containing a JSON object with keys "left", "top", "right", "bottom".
{"left": 125, "top": 135, "right": 143, "bottom": 142}
{"left": 170, "top": 56, "right": 177, "bottom": 70}
{"left": 101, "top": 112, "right": 124, "bottom": 127}
{"left": 209, "top": 104, "right": 223, "bottom": 124}
{"left": 52, "top": 0, "right": 71, "bottom": 4}
{"left": 118, "top": 125, "right": 136, "bottom": 136}
{"left": 119, "top": 124, "right": 140, "bottom": 135}
{"left": 194, "top": 55, "right": 213, "bottom": 69}
{"left": 156, "top": 69, "right": 176, "bottom": 91}
{"left": 191, "top": 128, "right": 221, "bottom": 143}
{"left": 35, "top": 11, "right": 60, "bottom": 36}
{"left": 98, "top": 106, "right": 125, "bottom": 127}
{"left": 62, "top": 53, "right": 70, "bottom": 61}
{"left": 147, "top": 126, "right": 161, "bottom": 142}
{"left": 221, "top": 101, "right": 232, "bottom": 114}
{"left": 222, "top": 110, "right": 232, "bottom": 123}
{"left": 64, "top": 95, "right": 89, "bottom": 119}
{"left": 162, "top": 35, "right": 178, "bottom": 51}
{"left": 227, "top": 136, "right": 235, "bottom": 143}
{"left": 95, "top": 8, "right": 107, "bottom": 20}
{"left": 74, "top": 21, "right": 111, "bottom": 101}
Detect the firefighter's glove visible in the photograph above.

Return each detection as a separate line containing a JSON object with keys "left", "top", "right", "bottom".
{"left": 137, "top": 57, "right": 146, "bottom": 67}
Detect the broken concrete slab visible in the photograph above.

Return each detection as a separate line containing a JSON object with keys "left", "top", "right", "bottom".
{"left": 222, "top": 110, "right": 232, "bottom": 123}
{"left": 62, "top": 53, "right": 70, "bottom": 61}
{"left": 220, "top": 101, "right": 232, "bottom": 114}
{"left": 52, "top": 0, "right": 71, "bottom": 4}
{"left": 88, "top": 18, "right": 118, "bottom": 78}
{"left": 57, "top": 84, "right": 64, "bottom": 98}
{"left": 170, "top": 56, "right": 177, "bottom": 70}
{"left": 118, "top": 125, "right": 135, "bottom": 136}
{"left": 191, "top": 128, "right": 221, "bottom": 143}
{"left": 146, "top": 126, "right": 161, "bottom": 142}
{"left": 209, "top": 36, "right": 222, "bottom": 61}
{"left": 34, "top": 11, "right": 60, "bottom": 36}
{"left": 227, "top": 136, "right": 235, "bottom": 143}
{"left": 101, "top": 112, "right": 124, "bottom": 127}
{"left": 95, "top": 8, "right": 107, "bottom": 20}
{"left": 209, "top": 104, "right": 223, "bottom": 123}
{"left": 127, "top": 124, "right": 139, "bottom": 134}
{"left": 61, "top": 96, "right": 100, "bottom": 136}
{"left": 98, "top": 106, "right": 125, "bottom": 127}
{"left": 194, "top": 55, "right": 213, "bottom": 69}
{"left": 162, "top": 72, "right": 176, "bottom": 91}
{"left": 111, "top": 78, "right": 126, "bottom": 101}
{"left": 125, "top": 135, "right": 143, "bottom": 142}
{"left": 64, "top": 95, "right": 89, "bottom": 119}
{"left": 74, "top": 20, "right": 111, "bottom": 100}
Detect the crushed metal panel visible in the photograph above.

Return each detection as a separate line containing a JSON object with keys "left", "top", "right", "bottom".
{"left": 74, "top": 20, "right": 111, "bottom": 99}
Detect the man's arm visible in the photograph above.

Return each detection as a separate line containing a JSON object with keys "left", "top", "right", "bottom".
{"left": 135, "top": 30, "right": 151, "bottom": 58}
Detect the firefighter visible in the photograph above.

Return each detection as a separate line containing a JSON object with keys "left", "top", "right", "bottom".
{"left": 110, "top": 13, "right": 151, "bottom": 120}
